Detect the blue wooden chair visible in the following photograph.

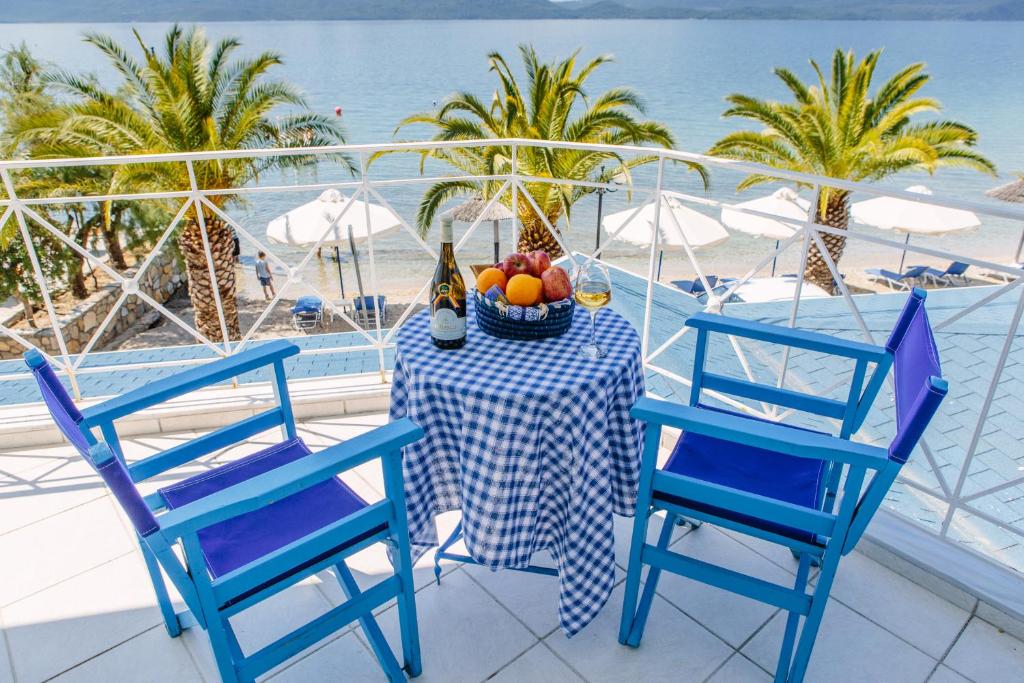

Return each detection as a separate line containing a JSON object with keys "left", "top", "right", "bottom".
{"left": 25, "top": 341, "right": 423, "bottom": 683}
{"left": 619, "top": 288, "right": 947, "bottom": 682}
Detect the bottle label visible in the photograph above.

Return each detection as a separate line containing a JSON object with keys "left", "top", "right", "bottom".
{"left": 431, "top": 308, "right": 466, "bottom": 340}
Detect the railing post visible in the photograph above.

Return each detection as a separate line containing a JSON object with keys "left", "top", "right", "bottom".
{"left": 0, "top": 168, "right": 81, "bottom": 399}
{"left": 640, "top": 155, "right": 665, "bottom": 362}
{"left": 775, "top": 184, "right": 818, "bottom": 397}
{"left": 359, "top": 152, "right": 388, "bottom": 384}
{"left": 511, "top": 144, "right": 519, "bottom": 251}
{"left": 185, "top": 161, "right": 233, "bottom": 355}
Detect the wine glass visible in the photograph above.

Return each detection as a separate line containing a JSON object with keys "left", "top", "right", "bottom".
{"left": 574, "top": 258, "right": 612, "bottom": 359}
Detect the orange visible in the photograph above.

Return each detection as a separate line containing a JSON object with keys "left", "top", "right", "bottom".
{"left": 506, "top": 274, "right": 544, "bottom": 306}
{"left": 476, "top": 267, "right": 508, "bottom": 294}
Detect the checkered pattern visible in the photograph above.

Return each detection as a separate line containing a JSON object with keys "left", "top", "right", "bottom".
{"left": 389, "top": 299, "right": 645, "bottom": 637}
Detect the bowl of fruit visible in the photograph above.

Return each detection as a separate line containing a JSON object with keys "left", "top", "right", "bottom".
{"left": 473, "top": 251, "right": 575, "bottom": 341}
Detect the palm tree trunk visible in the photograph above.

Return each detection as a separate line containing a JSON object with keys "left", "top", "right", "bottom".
{"left": 802, "top": 190, "right": 850, "bottom": 295}
{"left": 178, "top": 215, "right": 241, "bottom": 342}
{"left": 101, "top": 201, "right": 128, "bottom": 270}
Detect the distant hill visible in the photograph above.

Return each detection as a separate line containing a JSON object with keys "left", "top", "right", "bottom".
{"left": 0, "top": 0, "right": 1017, "bottom": 23}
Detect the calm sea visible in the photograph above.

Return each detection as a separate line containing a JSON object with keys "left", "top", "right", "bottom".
{"left": 3, "top": 20, "right": 1022, "bottom": 288}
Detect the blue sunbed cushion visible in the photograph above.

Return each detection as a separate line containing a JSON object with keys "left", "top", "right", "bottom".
{"left": 658, "top": 406, "right": 828, "bottom": 543}
{"left": 353, "top": 295, "right": 386, "bottom": 311}
{"left": 292, "top": 296, "right": 323, "bottom": 314}
{"left": 159, "top": 437, "right": 371, "bottom": 579}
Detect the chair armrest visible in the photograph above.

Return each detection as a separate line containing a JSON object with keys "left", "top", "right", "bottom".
{"left": 686, "top": 312, "right": 886, "bottom": 362}
{"left": 81, "top": 340, "right": 300, "bottom": 426}
{"left": 631, "top": 397, "right": 890, "bottom": 470}
{"left": 157, "top": 418, "right": 424, "bottom": 539}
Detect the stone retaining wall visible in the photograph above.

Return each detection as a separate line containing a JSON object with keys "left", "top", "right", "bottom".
{"left": 0, "top": 249, "right": 185, "bottom": 359}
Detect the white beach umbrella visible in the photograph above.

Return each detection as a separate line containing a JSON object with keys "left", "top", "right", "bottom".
{"left": 602, "top": 195, "right": 729, "bottom": 279}
{"left": 720, "top": 188, "right": 811, "bottom": 275}
{"left": 267, "top": 189, "right": 402, "bottom": 318}
{"left": 852, "top": 185, "right": 980, "bottom": 270}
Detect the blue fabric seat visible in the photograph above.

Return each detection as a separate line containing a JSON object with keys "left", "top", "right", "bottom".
{"left": 291, "top": 296, "right": 323, "bottom": 314}
{"left": 160, "top": 437, "right": 372, "bottom": 579}
{"left": 660, "top": 413, "right": 827, "bottom": 544}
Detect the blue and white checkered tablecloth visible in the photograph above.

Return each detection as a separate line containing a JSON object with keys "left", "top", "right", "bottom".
{"left": 389, "top": 298, "right": 645, "bottom": 636}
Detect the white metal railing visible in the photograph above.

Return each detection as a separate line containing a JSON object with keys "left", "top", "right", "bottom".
{"left": 3, "top": 139, "right": 1024, "bottom": 573}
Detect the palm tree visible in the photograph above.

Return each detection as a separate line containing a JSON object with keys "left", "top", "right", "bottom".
{"left": 395, "top": 45, "right": 696, "bottom": 258}
{"left": 20, "top": 25, "right": 348, "bottom": 342}
{"left": 710, "top": 49, "right": 995, "bottom": 293}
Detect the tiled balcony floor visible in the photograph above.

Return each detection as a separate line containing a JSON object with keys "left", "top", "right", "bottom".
{"left": 1, "top": 414, "right": 1022, "bottom": 682}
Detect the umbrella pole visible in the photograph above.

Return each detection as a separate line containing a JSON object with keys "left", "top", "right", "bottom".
{"left": 771, "top": 240, "right": 779, "bottom": 277}
{"left": 656, "top": 249, "right": 664, "bottom": 282}
{"left": 1015, "top": 227, "right": 1024, "bottom": 265}
{"left": 898, "top": 233, "right": 911, "bottom": 272}
{"left": 349, "top": 225, "right": 368, "bottom": 328}
{"left": 334, "top": 245, "right": 345, "bottom": 300}
{"left": 493, "top": 220, "right": 500, "bottom": 263}
{"left": 595, "top": 188, "right": 605, "bottom": 251}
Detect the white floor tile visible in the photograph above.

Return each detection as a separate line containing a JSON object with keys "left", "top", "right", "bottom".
{"left": 184, "top": 577, "right": 338, "bottom": 681}
{"left": 742, "top": 599, "right": 936, "bottom": 682}
{"left": 716, "top": 527, "right": 802, "bottom": 575}
{"left": 828, "top": 551, "right": 970, "bottom": 659}
{"left": 0, "top": 456, "right": 107, "bottom": 536}
{"left": 545, "top": 583, "right": 732, "bottom": 683}
{"left": 365, "top": 569, "right": 537, "bottom": 683}
{"left": 2, "top": 553, "right": 164, "bottom": 682}
{"left": 51, "top": 626, "right": 201, "bottom": 683}
{"left": 928, "top": 664, "right": 973, "bottom": 683}
{"left": 612, "top": 511, "right": 691, "bottom": 572}
{"left": 268, "top": 631, "right": 388, "bottom": 682}
{"left": 707, "top": 653, "right": 772, "bottom": 682}
{"left": 0, "top": 496, "right": 134, "bottom": 606}
{"left": 488, "top": 643, "right": 584, "bottom": 683}
{"left": 656, "top": 527, "right": 791, "bottom": 647}
{"left": 463, "top": 550, "right": 563, "bottom": 637}
{"left": 943, "top": 617, "right": 1024, "bottom": 683}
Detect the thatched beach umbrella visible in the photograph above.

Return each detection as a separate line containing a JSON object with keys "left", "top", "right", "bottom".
{"left": 986, "top": 177, "right": 1024, "bottom": 262}
{"left": 444, "top": 197, "right": 514, "bottom": 263}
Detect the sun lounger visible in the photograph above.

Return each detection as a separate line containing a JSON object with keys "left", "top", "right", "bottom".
{"left": 291, "top": 295, "right": 324, "bottom": 330}
{"left": 333, "top": 294, "right": 388, "bottom": 326}
{"left": 920, "top": 261, "right": 970, "bottom": 286}
{"left": 865, "top": 265, "right": 928, "bottom": 290}
{"left": 671, "top": 276, "right": 736, "bottom": 298}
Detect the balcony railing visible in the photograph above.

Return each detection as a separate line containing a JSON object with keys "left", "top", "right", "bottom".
{"left": 3, "top": 139, "right": 1024, "bottom": 578}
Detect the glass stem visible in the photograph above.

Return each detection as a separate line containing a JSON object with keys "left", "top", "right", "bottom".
{"left": 589, "top": 310, "right": 598, "bottom": 347}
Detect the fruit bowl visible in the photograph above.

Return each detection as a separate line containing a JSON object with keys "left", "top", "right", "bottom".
{"left": 474, "top": 290, "right": 575, "bottom": 341}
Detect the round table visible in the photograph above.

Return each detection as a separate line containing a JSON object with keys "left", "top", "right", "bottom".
{"left": 389, "top": 298, "right": 645, "bottom": 636}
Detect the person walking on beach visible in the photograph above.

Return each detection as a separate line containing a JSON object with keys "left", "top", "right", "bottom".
{"left": 255, "top": 251, "right": 275, "bottom": 300}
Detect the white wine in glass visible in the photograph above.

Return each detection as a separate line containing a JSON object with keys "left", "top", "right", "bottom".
{"left": 574, "top": 259, "right": 612, "bottom": 359}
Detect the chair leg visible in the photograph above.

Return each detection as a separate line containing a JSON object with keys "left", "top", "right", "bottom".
{"left": 333, "top": 561, "right": 406, "bottom": 682}
{"left": 625, "top": 512, "right": 677, "bottom": 647}
{"left": 140, "top": 541, "right": 182, "bottom": 638}
{"left": 785, "top": 551, "right": 843, "bottom": 683}
{"left": 205, "top": 611, "right": 246, "bottom": 683}
{"left": 618, "top": 505, "right": 657, "bottom": 646}
{"left": 775, "top": 553, "right": 812, "bottom": 682}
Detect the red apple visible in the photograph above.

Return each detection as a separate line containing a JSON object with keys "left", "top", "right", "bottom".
{"left": 502, "top": 252, "right": 532, "bottom": 277}
{"left": 541, "top": 266, "right": 572, "bottom": 302}
{"left": 528, "top": 250, "right": 552, "bottom": 276}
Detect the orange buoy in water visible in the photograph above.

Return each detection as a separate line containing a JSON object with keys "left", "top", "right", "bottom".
{"left": 334, "top": 106, "right": 342, "bottom": 116}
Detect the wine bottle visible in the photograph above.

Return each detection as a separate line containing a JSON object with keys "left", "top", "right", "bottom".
{"left": 430, "top": 216, "right": 467, "bottom": 349}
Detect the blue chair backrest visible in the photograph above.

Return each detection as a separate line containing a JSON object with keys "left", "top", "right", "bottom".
{"left": 24, "top": 349, "right": 94, "bottom": 458}
{"left": 947, "top": 261, "right": 969, "bottom": 276}
{"left": 883, "top": 288, "right": 947, "bottom": 464}
{"left": 904, "top": 265, "right": 929, "bottom": 278}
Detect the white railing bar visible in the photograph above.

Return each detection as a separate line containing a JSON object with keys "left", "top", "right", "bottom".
{"left": 0, "top": 170, "right": 79, "bottom": 395}
{"left": 131, "top": 198, "right": 194, "bottom": 284}
{"left": 940, "top": 285, "right": 1024, "bottom": 535}
{"left": 511, "top": 145, "right": 519, "bottom": 249}
{"left": 449, "top": 180, "right": 513, "bottom": 253}
{"left": 934, "top": 276, "right": 1024, "bottom": 331}
{"left": 5, "top": 139, "right": 1021, "bottom": 221}
{"left": 20, "top": 205, "right": 125, "bottom": 283}
{"left": 132, "top": 288, "right": 226, "bottom": 355}
{"left": 591, "top": 191, "right": 658, "bottom": 260}
{"left": 774, "top": 194, "right": 818, "bottom": 403}
{"left": 660, "top": 194, "right": 717, "bottom": 303}
{"left": 382, "top": 278, "right": 433, "bottom": 346}
{"left": 0, "top": 204, "right": 12, "bottom": 232}
{"left": 187, "top": 162, "right": 232, "bottom": 353}
{"left": 9, "top": 189, "right": 192, "bottom": 206}
{"left": 917, "top": 439, "right": 955, "bottom": 499}
{"left": 359, "top": 152, "right": 388, "bottom": 382}
{"left": 71, "top": 291, "right": 130, "bottom": 370}
{"left": 514, "top": 179, "right": 575, "bottom": 261}
{"left": 808, "top": 228, "right": 878, "bottom": 345}
{"left": 364, "top": 184, "right": 438, "bottom": 260}
{"left": 961, "top": 473, "right": 1024, "bottom": 503}
{"left": 640, "top": 159, "right": 666, "bottom": 360}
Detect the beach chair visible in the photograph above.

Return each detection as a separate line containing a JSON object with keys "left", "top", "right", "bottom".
{"left": 337, "top": 294, "right": 388, "bottom": 327}
{"left": 865, "top": 264, "right": 928, "bottom": 290}
{"left": 921, "top": 261, "right": 970, "bottom": 286}
{"left": 291, "top": 295, "right": 323, "bottom": 330}
{"left": 671, "top": 276, "right": 736, "bottom": 299}
{"left": 24, "top": 343, "right": 424, "bottom": 683}
{"left": 619, "top": 288, "right": 946, "bottom": 683}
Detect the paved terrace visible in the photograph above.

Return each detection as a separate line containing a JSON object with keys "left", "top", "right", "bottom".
{"left": 2, "top": 269, "right": 1023, "bottom": 573}
{"left": 2, "top": 413, "right": 1023, "bottom": 683}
